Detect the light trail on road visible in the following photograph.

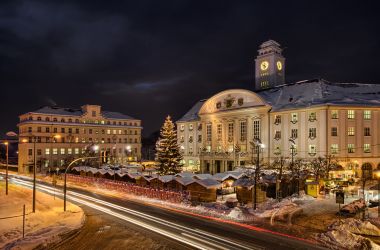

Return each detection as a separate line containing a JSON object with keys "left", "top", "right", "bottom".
{"left": 11, "top": 177, "right": 265, "bottom": 250}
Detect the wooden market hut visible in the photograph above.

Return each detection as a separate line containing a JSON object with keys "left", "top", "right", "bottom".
{"left": 136, "top": 175, "right": 157, "bottom": 187}
{"left": 174, "top": 177, "right": 195, "bottom": 191}
{"left": 156, "top": 175, "right": 176, "bottom": 190}
{"left": 187, "top": 178, "right": 222, "bottom": 202}
{"left": 232, "top": 178, "right": 267, "bottom": 204}
{"left": 193, "top": 174, "right": 213, "bottom": 180}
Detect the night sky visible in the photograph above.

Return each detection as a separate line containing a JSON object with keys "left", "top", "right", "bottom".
{"left": 1, "top": 1, "right": 379, "bottom": 137}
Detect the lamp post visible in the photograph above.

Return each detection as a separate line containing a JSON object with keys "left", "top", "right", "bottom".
{"left": 3, "top": 131, "right": 18, "bottom": 195}
{"left": 3, "top": 142, "right": 8, "bottom": 195}
{"left": 289, "top": 138, "right": 298, "bottom": 195}
{"left": 250, "top": 138, "right": 264, "bottom": 210}
{"left": 63, "top": 156, "right": 100, "bottom": 211}
{"left": 374, "top": 169, "right": 380, "bottom": 218}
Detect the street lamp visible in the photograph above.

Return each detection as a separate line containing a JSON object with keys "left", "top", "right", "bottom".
{"left": 289, "top": 138, "right": 298, "bottom": 196}
{"left": 374, "top": 169, "right": 380, "bottom": 218}
{"left": 63, "top": 156, "right": 100, "bottom": 211}
{"left": 3, "top": 142, "right": 8, "bottom": 195}
{"left": 21, "top": 135, "right": 37, "bottom": 213}
{"left": 250, "top": 138, "right": 265, "bottom": 210}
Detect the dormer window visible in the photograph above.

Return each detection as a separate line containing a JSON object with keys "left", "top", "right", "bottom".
{"left": 189, "top": 124, "right": 193, "bottom": 131}
{"left": 180, "top": 124, "right": 185, "bottom": 131}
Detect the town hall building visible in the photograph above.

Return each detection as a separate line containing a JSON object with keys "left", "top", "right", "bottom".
{"left": 177, "top": 40, "right": 380, "bottom": 178}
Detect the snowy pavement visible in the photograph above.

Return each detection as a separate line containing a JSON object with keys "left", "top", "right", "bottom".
{"left": 0, "top": 182, "right": 84, "bottom": 249}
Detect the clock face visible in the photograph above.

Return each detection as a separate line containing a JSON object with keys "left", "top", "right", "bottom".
{"left": 277, "top": 61, "right": 282, "bottom": 71}
{"left": 260, "top": 61, "right": 269, "bottom": 71}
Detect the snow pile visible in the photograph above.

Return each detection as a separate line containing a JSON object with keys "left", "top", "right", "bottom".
{"left": 316, "top": 219, "right": 380, "bottom": 250}
{"left": 341, "top": 199, "right": 366, "bottom": 214}
{"left": 227, "top": 207, "right": 251, "bottom": 221}
{"left": 328, "top": 218, "right": 380, "bottom": 237}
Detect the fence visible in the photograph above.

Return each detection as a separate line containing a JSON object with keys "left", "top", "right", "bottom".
{"left": 66, "top": 174, "right": 189, "bottom": 204}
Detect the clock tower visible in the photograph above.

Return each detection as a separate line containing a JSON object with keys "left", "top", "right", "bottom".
{"left": 254, "top": 40, "right": 285, "bottom": 90}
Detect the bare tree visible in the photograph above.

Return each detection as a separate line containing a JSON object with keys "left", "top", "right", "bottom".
{"left": 308, "top": 156, "right": 325, "bottom": 181}
{"left": 271, "top": 156, "right": 287, "bottom": 201}
{"left": 289, "top": 158, "right": 307, "bottom": 196}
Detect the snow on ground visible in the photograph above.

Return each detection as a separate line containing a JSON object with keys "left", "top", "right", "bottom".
{"left": 316, "top": 218, "right": 380, "bottom": 250}
{"left": 0, "top": 183, "right": 84, "bottom": 250}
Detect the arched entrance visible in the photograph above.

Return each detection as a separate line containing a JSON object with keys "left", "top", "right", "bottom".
{"left": 362, "top": 163, "right": 373, "bottom": 179}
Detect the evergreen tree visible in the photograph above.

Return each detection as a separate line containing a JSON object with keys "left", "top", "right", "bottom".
{"left": 155, "top": 116, "right": 183, "bottom": 175}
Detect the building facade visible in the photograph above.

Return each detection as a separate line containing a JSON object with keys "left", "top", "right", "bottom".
{"left": 18, "top": 104, "right": 142, "bottom": 173}
{"left": 177, "top": 40, "right": 380, "bottom": 177}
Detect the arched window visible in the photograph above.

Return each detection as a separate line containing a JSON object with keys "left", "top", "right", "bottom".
{"left": 46, "top": 117, "right": 50, "bottom": 121}
{"left": 61, "top": 118, "right": 65, "bottom": 123}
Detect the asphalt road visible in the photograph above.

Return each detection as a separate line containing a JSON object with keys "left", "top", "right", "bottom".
{"left": 9, "top": 175, "right": 325, "bottom": 250}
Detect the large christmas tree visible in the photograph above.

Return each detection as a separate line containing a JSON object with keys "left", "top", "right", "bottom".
{"left": 155, "top": 116, "right": 183, "bottom": 175}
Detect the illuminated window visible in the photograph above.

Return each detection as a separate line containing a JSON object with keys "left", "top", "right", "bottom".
{"left": 308, "top": 145, "right": 316, "bottom": 155}
{"left": 331, "top": 144, "right": 338, "bottom": 154}
{"left": 206, "top": 124, "right": 212, "bottom": 142}
{"left": 189, "top": 124, "right": 193, "bottom": 131}
{"left": 107, "top": 129, "right": 111, "bottom": 135}
{"left": 348, "top": 144, "right": 355, "bottom": 153}
{"left": 347, "top": 110, "right": 355, "bottom": 119}
{"left": 274, "top": 130, "right": 281, "bottom": 140}
{"left": 228, "top": 123, "right": 234, "bottom": 142}
{"left": 68, "top": 148, "right": 72, "bottom": 154}
{"left": 75, "top": 148, "right": 79, "bottom": 154}
{"left": 45, "top": 148, "right": 50, "bottom": 155}
{"left": 53, "top": 148, "right": 58, "bottom": 155}
{"left": 347, "top": 127, "right": 355, "bottom": 136}
{"left": 113, "top": 130, "right": 116, "bottom": 135}
{"left": 253, "top": 120, "right": 260, "bottom": 139}
{"left": 331, "top": 110, "right": 338, "bottom": 119}
{"left": 240, "top": 121, "right": 247, "bottom": 141}
{"left": 217, "top": 124, "right": 222, "bottom": 141}
{"left": 364, "top": 110, "right": 371, "bottom": 120}
{"left": 364, "top": 144, "right": 371, "bottom": 153}
{"left": 118, "top": 130, "right": 122, "bottom": 134}
{"left": 60, "top": 148, "right": 65, "bottom": 155}
{"left": 291, "top": 113, "right": 298, "bottom": 123}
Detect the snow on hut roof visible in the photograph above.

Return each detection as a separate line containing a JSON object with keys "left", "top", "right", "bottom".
{"left": 212, "top": 171, "right": 246, "bottom": 182}
{"left": 175, "top": 177, "right": 196, "bottom": 186}
{"left": 97, "top": 169, "right": 108, "bottom": 175}
{"left": 143, "top": 175, "right": 158, "bottom": 181}
{"left": 158, "top": 175, "right": 176, "bottom": 183}
{"left": 193, "top": 174, "right": 213, "bottom": 180}
{"left": 175, "top": 172, "right": 196, "bottom": 178}
{"left": 177, "top": 99, "right": 207, "bottom": 122}
{"left": 195, "top": 178, "right": 222, "bottom": 189}
{"left": 232, "top": 178, "right": 255, "bottom": 189}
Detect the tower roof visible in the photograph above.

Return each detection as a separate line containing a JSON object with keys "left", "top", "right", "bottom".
{"left": 258, "top": 39, "right": 283, "bottom": 55}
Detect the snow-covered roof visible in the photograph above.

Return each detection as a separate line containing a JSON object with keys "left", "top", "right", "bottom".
{"left": 177, "top": 99, "right": 207, "bottom": 122}
{"left": 258, "top": 79, "right": 380, "bottom": 111}
{"left": 175, "top": 177, "right": 196, "bottom": 186}
{"left": 28, "top": 106, "right": 136, "bottom": 120}
{"left": 143, "top": 175, "right": 158, "bottom": 181}
{"left": 175, "top": 172, "right": 196, "bottom": 178}
{"left": 158, "top": 175, "right": 176, "bottom": 183}
{"left": 195, "top": 178, "right": 222, "bottom": 189}
{"left": 212, "top": 172, "right": 236, "bottom": 182}
{"left": 232, "top": 178, "right": 255, "bottom": 188}
{"left": 178, "top": 79, "right": 380, "bottom": 120}
{"left": 193, "top": 174, "right": 213, "bottom": 180}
